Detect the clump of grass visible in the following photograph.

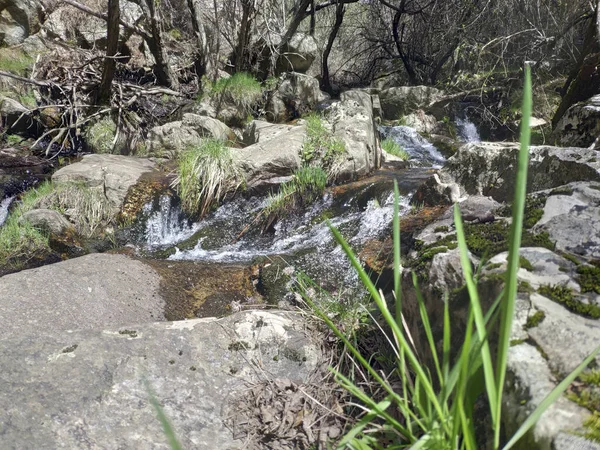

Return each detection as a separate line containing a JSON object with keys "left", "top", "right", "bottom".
{"left": 519, "top": 256, "right": 534, "bottom": 271}
{"left": 85, "top": 118, "right": 117, "bottom": 154}
{"left": 208, "top": 72, "right": 263, "bottom": 112}
{"left": 538, "top": 284, "right": 600, "bottom": 319}
{"left": 300, "top": 113, "right": 345, "bottom": 179}
{"left": 0, "top": 48, "right": 34, "bottom": 76}
{"left": 297, "top": 66, "right": 600, "bottom": 449}
{"left": 262, "top": 166, "right": 327, "bottom": 229}
{"left": 525, "top": 310, "right": 545, "bottom": 329}
{"left": 381, "top": 137, "right": 410, "bottom": 160}
{"left": 171, "top": 139, "right": 243, "bottom": 217}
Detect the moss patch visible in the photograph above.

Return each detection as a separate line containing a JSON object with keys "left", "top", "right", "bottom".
{"left": 538, "top": 284, "right": 600, "bottom": 319}
{"left": 519, "top": 256, "right": 534, "bottom": 271}
{"left": 577, "top": 264, "right": 600, "bottom": 295}
{"left": 525, "top": 310, "right": 545, "bottom": 329}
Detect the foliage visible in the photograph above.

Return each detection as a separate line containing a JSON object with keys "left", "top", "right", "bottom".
{"left": 301, "top": 113, "right": 345, "bottom": 179}
{"left": 85, "top": 117, "right": 117, "bottom": 154}
{"left": 299, "top": 66, "right": 600, "bottom": 449}
{"left": 538, "top": 284, "right": 600, "bottom": 319}
{"left": 207, "top": 72, "right": 263, "bottom": 112}
{"left": 381, "top": 138, "right": 409, "bottom": 160}
{"left": 171, "top": 138, "right": 243, "bottom": 217}
{"left": 0, "top": 48, "right": 34, "bottom": 76}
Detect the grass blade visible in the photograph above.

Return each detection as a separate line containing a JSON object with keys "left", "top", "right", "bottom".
{"left": 494, "top": 64, "right": 532, "bottom": 447}
{"left": 337, "top": 399, "right": 393, "bottom": 449}
{"left": 145, "top": 380, "right": 184, "bottom": 450}
{"left": 502, "top": 344, "right": 600, "bottom": 450}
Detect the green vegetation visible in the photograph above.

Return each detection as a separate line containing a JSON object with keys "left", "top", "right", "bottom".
{"left": 434, "top": 225, "right": 450, "bottom": 233}
{"left": 567, "top": 370, "right": 600, "bottom": 442}
{"left": 262, "top": 166, "right": 327, "bottom": 228}
{"left": 583, "top": 413, "right": 600, "bottom": 443}
{"left": 5, "top": 134, "right": 22, "bottom": 146}
{"left": 538, "top": 284, "right": 600, "bottom": 319}
{"left": 525, "top": 310, "right": 545, "bottom": 329}
{"left": 85, "top": 118, "right": 117, "bottom": 154}
{"left": 577, "top": 264, "right": 600, "bottom": 295}
{"left": 498, "top": 195, "right": 545, "bottom": 229}
{"left": 208, "top": 72, "right": 263, "bottom": 112}
{"left": 0, "top": 48, "right": 34, "bottom": 76}
{"left": 297, "top": 67, "right": 600, "bottom": 449}
{"left": 171, "top": 138, "right": 243, "bottom": 217}
{"left": 300, "top": 113, "right": 345, "bottom": 179}
{"left": 519, "top": 256, "right": 534, "bottom": 271}
{"left": 381, "top": 137, "right": 409, "bottom": 160}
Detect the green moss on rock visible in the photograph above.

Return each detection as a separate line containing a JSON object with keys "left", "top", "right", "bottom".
{"left": 577, "top": 264, "right": 600, "bottom": 295}
{"left": 525, "top": 310, "right": 545, "bottom": 329}
{"left": 538, "top": 284, "right": 600, "bottom": 319}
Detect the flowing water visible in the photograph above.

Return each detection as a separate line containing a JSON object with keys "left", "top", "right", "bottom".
{"left": 456, "top": 115, "right": 481, "bottom": 143}
{"left": 0, "top": 197, "right": 14, "bottom": 227}
{"left": 378, "top": 125, "right": 446, "bottom": 167}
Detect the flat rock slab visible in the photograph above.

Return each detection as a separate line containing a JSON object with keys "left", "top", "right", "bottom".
{"left": 0, "top": 253, "right": 165, "bottom": 340}
{"left": 0, "top": 310, "right": 320, "bottom": 449}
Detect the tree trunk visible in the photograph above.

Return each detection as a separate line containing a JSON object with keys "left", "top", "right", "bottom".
{"left": 143, "top": 0, "right": 179, "bottom": 89}
{"left": 270, "top": 0, "right": 312, "bottom": 75}
{"left": 187, "top": 0, "right": 215, "bottom": 80}
{"left": 234, "top": 0, "right": 254, "bottom": 72}
{"left": 322, "top": 0, "right": 345, "bottom": 94}
{"left": 392, "top": 7, "right": 418, "bottom": 85}
{"left": 98, "top": 0, "right": 120, "bottom": 105}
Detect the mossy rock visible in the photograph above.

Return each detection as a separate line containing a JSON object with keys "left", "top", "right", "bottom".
{"left": 85, "top": 118, "right": 118, "bottom": 154}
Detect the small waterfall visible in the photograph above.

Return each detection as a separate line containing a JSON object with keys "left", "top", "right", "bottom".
{"left": 379, "top": 125, "right": 446, "bottom": 168}
{"left": 144, "top": 195, "right": 199, "bottom": 247}
{"left": 0, "top": 197, "right": 15, "bottom": 227}
{"left": 456, "top": 116, "right": 481, "bottom": 143}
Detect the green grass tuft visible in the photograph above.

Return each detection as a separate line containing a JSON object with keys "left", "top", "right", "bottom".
{"left": 208, "top": 72, "right": 263, "bottom": 113}
{"left": 171, "top": 139, "right": 243, "bottom": 217}
{"left": 381, "top": 137, "right": 410, "bottom": 160}
{"left": 538, "top": 284, "right": 600, "bottom": 319}
{"left": 300, "top": 113, "right": 345, "bottom": 179}
{"left": 0, "top": 48, "right": 34, "bottom": 76}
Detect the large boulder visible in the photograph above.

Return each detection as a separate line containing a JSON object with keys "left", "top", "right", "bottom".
{"left": 52, "top": 154, "right": 155, "bottom": 212}
{"left": 413, "top": 142, "right": 600, "bottom": 205}
{"left": 265, "top": 72, "right": 328, "bottom": 123}
{"left": 328, "top": 90, "right": 381, "bottom": 181}
{"left": 379, "top": 86, "right": 445, "bottom": 120}
{"left": 233, "top": 124, "right": 304, "bottom": 191}
{"left": 0, "top": 310, "right": 321, "bottom": 448}
{"left": 147, "top": 114, "right": 233, "bottom": 156}
{"left": 0, "top": 253, "right": 165, "bottom": 340}
{"left": 0, "top": 0, "right": 42, "bottom": 45}
{"left": 0, "top": 147, "right": 52, "bottom": 198}
{"left": 258, "top": 32, "right": 318, "bottom": 76}
{"left": 20, "top": 208, "right": 72, "bottom": 234}
{"left": 553, "top": 94, "right": 600, "bottom": 148}
{"left": 0, "top": 95, "right": 30, "bottom": 132}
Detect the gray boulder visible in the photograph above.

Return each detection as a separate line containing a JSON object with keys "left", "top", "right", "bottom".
{"left": 0, "top": 95, "right": 30, "bottom": 132}
{"left": 413, "top": 142, "right": 600, "bottom": 205}
{"left": 52, "top": 154, "right": 155, "bottom": 212}
{"left": 0, "top": 310, "right": 320, "bottom": 449}
{"left": 0, "top": 253, "right": 165, "bottom": 340}
{"left": 147, "top": 114, "right": 233, "bottom": 156}
{"left": 20, "top": 208, "right": 72, "bottom": 234}
{"left": 242, "top": 119, "right": 295, "bottom": 146}
{"left": 379, "top": 86, "right": 445, "bottom": 120}
{"left": 553, "top": 94, "right": 600, "bottom": 148}
{"left": 266, "top": 72, "right": 328, "bottom": 123}
{"left": 403, "top": 109, "right": 439, "bottom": 134}
{"left": 277, "top": 33, "right": 318, "bottom": 74}
{"left": 0, "top": 0, "right": 42, "bottom": 45}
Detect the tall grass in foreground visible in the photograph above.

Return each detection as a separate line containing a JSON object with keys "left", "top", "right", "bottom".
{"left": 171, "top": 139, "right": 243, "bottom": 217}
{"left": 301, "top": 66, "right": 600, "bottom": 448}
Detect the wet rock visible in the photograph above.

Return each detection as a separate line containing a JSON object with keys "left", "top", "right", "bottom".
{"left": 413, "top": 143, "right": 600, "bottom": 205}
{"left": 379, "top": 86, "right": 445, "bottom": 120}
{"left": 20, "top": 208, "right": 73, "bottom": 235}
{"left": 52, "top": 154, "right": 155, "bottom": 212}
{"left": 0, "top": 147, "right": 52, "bottom": 198}
{"left": 147, "top": 114, "right": 233, "bottom": 156}
{"left": 265, "top": 72, "right": 328, "bottom": 123}
{"left": 553, "top": 94, "right": 600, "bottom": 148}
{"left": 403, "top": 109, "right": 439, "bottom": 134}
{"left": 0, "top": 310, "right": 321, "bottom": 448}
{"left": 0, "top": 253, "right": 165, "bottom": 340}
{"left": 329, "top": 90, "right": 381, "bottom": 181}
{"left": 0, "top": 0, "right": 43, "bottom": 45}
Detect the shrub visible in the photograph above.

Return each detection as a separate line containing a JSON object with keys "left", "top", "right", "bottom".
{"left": 208, "top": 72, "right": 263, "bottom": 112}
{"left": 298, "top": 66, "right": 600, "bottom": 449}
{"left": 301, "top": 113, "right": 345, "bottom": 179}
{"left": 171, "top": 139, "right": 243, "bottom": 217}
{"left": 381, "top": 137, "right": 409, "bottom": 160}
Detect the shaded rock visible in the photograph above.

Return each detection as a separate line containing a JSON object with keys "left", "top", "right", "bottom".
{"left": 20, "top": 208, "right": 72, "bottom": 234}
{"left": 0, "top": 310, "right": 320, "bottom": 449}
{"left": 0, "top": 95, "right": 30, "bottom": 132}
{"left": 0, "top": 253, "right": 165, "bottom": 340}
{"left": 371, "top": 72, "right": 405, "bottom": 91}
{"left": 403, "top": 109, "right": 439, "bottom": 134}
{"left": 0, "top": 147, "right": 52, "bottom": 198}
{"left": 265, "top": 72, "right": 327, "bottom": 123}
{"left": 233, "top": 124, "right": 303, "bottom": 191}
{"left": 147, "top": 114, "right": 233, "bottom": 156}
{"left": 413, "top": 143, "right": 600, "bottom": 205}
{"left": 379, "top": 86, "right": 445, "bottom": 120}
{"left": 329, "top": 90, "right": 381, "bottom": 181}
{"left": 242, "top": 120, "right": 294, "bottom": 146}
{"left": 554, "top": 94, "right": 600, "bottom": 148}
{"left": 52, "top": 154, "right": 155, "bottom": 211}
{"left": 258, "top": 32, "right": 318, "bottom": 76}
{"left": 0, "top": 0, "right": 42, "bottom": 45}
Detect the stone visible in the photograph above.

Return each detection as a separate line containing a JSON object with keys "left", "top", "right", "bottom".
{"left": 379, "top": 86, "right": 445, "bottom": 120}
{"left": 233, "top": 124, "right": 304, "bottom": 191}
{"left": 403, "top": 109, "right": 439, "bottom": 134}
{"left": 242, "top": 120, "right": 294, "bottom": 146}
{"left": 20, "top": 208, "right": 72, "bottom": 234}
{"left": 554, "top": 94, "right": 600, "bottom": 148}
{"left": 277, "top": 32, "right": 318, "bottom": 74}
{"left": 265, "top": 72, "right": 328, "bottom": 123}
{"left": 328, "top": 90, "right": 381, "bottom": 181}
{"left": 0, "top": 95, "right": 30, "bottom": 132}
{"left": 0, "top": 253, "right": 165, "bottom": 340}
{"left": 0, "top": 0, "right": 42, "bottom": 45}
{"left": 52, "top": 154, "right": 155, "bottom": 211}
{"left": 147, "top": 114, "right": 233, "bottom": 156}
{"left": 0, "top": 310, "right": 320, "bottom": 448}
{"left": 0, "top": 147, "right": 52, "bottom": 198}
{"left": 413, "top": 143, "right": 600, "bottom": 205}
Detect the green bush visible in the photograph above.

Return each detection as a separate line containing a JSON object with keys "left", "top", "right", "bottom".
{"left": 171, "top": 139, "right": 243, "bottom": 217}
{"left": 298, "top": 66, "right": 600, "bottom": 449}
{"left": 208, "top": 72, "right": 262, "bottom": 112}
{"left": 381, "top": 137, "right": 410, "bottom": 160}
{"left": 301, "top": 113, "right": 345, "bottom": 179}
